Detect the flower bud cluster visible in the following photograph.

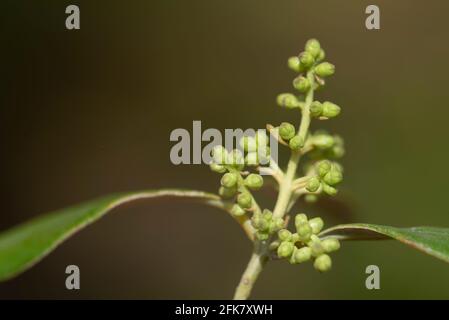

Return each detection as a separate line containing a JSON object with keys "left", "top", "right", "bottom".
{"left": 305, "top": 160, "right": 343, "bottom": 196}
{"left": 276, "top": 213, "right": 340, "bottom": 272}
{"left": 251, "top": 209, "right": 284, "bottom": 241}
{"left": 209, "top": 145, "right": 265, "bottom": 217}
{"left": 276, "top": 39, "right": 341, "bottom": 156}
{"left": 308, "top": 132, "right": 345, "bottom": 160}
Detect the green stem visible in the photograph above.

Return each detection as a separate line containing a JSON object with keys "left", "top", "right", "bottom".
{"left": 233, "top": 244, "right": 268, "bottom": 300}
{"left": 233, "top": 71, "right": 316, "bottom": 300}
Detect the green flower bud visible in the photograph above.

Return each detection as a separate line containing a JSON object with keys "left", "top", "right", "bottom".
{"left": 310, "top": 101, "right": 323, "bottom": 118}
{"left": 297, "top": 222, "right": 313, "bottom": 241}
{"left": 273, "top": 217, "right": 285, "bottom": 230}
{"left": 218, "top": 186, "right": 237, "bottom": 198}
{"left": 245, "top": 173, "right": 264, "bottom": 190}
{"left": 316, "top": 160, "right": 332, "bottom": 177}
{"left": 315, "top": 62, "right": 335, "bottom": 77}
{"left": 321, "top": 101, "right": 341, "bottom": 118}
{"left": 268, "top": 220, "right": 282, "bottom": 234}
{"left": 295, "top": 213, "right": 308, "bottom": 226}
{"left": 317, "top": 49, "right": 326, "bottom": 62}
{"left": 308, "top": 217, "right": 324, "bottom": 234}
{"left": 308, "top": 235, "right": 325, "bottom": 257}
{"left": 210, "top": 162, "right": 227, "bottom": 173}
{"left": 220, "top": 172, "right": 238, "bottom": 188}
{"left": 227, "top": 149, "right": 245, "bottom": 170}
{"left": 245, "top": 152, "right": 259, "bottom": 167}
{"left": 313, "top": 254, "right": 332, "bottom": 272}
{"left": 289, "top": 248, "right": 298, "bottom": 264}
{"left": 277, "top": 241, "right": 295, "bottom": 258}
{"left": 322, "top": 238, "right": 340, "bottom": 253}
{"left": 305, "top": 39, "right": 321, "bottom": 58}
{"left": 294, "top": 247, "right": 312, "bottom": 263}
{"left": 304, "top": 194, "right": 318, "bottom": 203}
{"left": 330, "top": 145, "right": 345, "bottom": 158}
{"left": 251, "top": 213, "right": 262, "bottom": 228}
{"left": 256, "top": 231, "right": 269, "bottom": 241}
{"left": 299, "top": 52, "right": 315, "bottom": 69}
{"left": 262, "top": 209, "right": 273, "bottom": 221}
{"left": 237, "top": 192, "right": 252, "bottom": 209}
{"left": 313, "top": 134, "right": 335, "bottom": 149}
{"left": 251, "top": 214, "right": 269, "bottom": 232}
{"left": 291, "top": 233, "right": 300, "bottom": 243}
{"left": 323, "top": 168, "right": 343, "bottom": 186}
{"left": 231, "top": 204, "right": 246, "bottom": 217}
{"left": 288, "top": 56, "right": 301, "bottom": 72}
{"left": 293, "top": 76, "right": 310, "bottom": 93}
{"left": 278, "top": 229, "right": 292, "bottom": 242}
{"left": 306, "top": 177, "right": 321, "bottom": 192}
{"left": 289, "top": 135, "right": 304, "bottom": 151}
{"left": 276, "top": 93, "right": 301, "bottom": 109}
{"left": 279, "top": 122, "right": 296, "bottom": 141}
{"left": 322, "top": 182, "right": 338, "bottom": 196}
{"left": 212, "top": 145, "right": 228, "bottom": 164}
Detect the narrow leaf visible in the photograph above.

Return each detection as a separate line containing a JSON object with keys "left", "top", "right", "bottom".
{"left": 319, "top": 223, "right": 449, "bottom": 263}
{"left": 0, "top": 189, "right": 230, "bottom": 281}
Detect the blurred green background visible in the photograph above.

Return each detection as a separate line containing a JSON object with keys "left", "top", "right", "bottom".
{"left": 1, "top": 0, "right": 449, "bottom": 299}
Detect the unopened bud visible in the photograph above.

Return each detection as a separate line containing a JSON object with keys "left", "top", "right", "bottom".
{"left": 305, "top": 39, "right": 321, "bottom": 58}
{"left": 299, "top": 52, "right": 315, "bottom": 69}
{"left": 295, "top": 213, "right": 308, "bottom": 226}
{"left": 289, "top": 135, "right": 304, "bottom": 151}
{"left": 210, "top": 162, "right": 226, "bottom": 173}
{"left": 317, "top": 160, "right": 332, "bottom": 177}
{"left": 315, "top": 62, "right": 335, "bottom": 77}
{"left": 306, "top": 177, "right": 321, "bottom": 192}
{"left": 317, "top": 49, "right": 326, "bottom": 62}
{"left": 277, "top": 241, "right": 295, "bottom": 258}
{"left": 323, "top": 167, "right": 343, "bottom": 186}
{"left": 220, "top": 172, "right": 238, "bottom": 188}
{"left": 277, "top": 93, "right": 301, "bottom": 109}
{"left": 310, "top": 101, "right": 323, "bottom": 118}
{"left": 308, "top": 217, "right": 324, "bottom": 234}
{"left": 297, "top": 222, "right": 312, "bottom": 241}
{"left": 237, "top": 192, "right": 252, "bottom": 209}
{"left": 278, "top": 229, "right": 292, "bottom": 241}
{"left": 245, "top": 174, "right": 264, "bottom": 190}
{"left": 288, "top": 56, "right": 301, "bottom": 72}
{"left": 322, "top": 238, "right": 340, "bottom": 252}
{"left": 322, "top": 182, "right": 338, "bottom": 196}
{"left": 322, "top": 101, "right": 341, "bottom": 118}
{"left": 314, "top": 254, "right": 332, "bottom": 272}
{"left": 313, "top": 134, "right": 335, "bottom": 149}
{"left": 279, "top": 122, "right": 296, "bottom": 141}
{"left": 293, "top": 76, "right": 310, "bottom": 93}
{"left": 219, "top": 186, "right": 237, "bottom": 199}
{"left": 231, "top": 204, "right": 246, "bottom": 217}
{"left": 294, "top": 247, "right": 312, "bottom": 263}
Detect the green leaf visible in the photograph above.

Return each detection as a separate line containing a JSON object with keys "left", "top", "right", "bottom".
{"left": 0, "top": 189, "right": 229, "bottom": 282}
{"left": 319, "top": 223, "right": 449, "bottom": 263}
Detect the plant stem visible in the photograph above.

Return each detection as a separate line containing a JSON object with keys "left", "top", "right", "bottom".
{"left": 273, "top": 70, "right": 314, "bottom": 220}
{"left": 233, "top": 244, "right": 268, "bottom": 300}
{"left": 233, "top": 71, "right": 316, "bottom": 300}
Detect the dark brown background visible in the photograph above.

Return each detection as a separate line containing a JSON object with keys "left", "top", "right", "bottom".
{"left": 1, "top": 0, "right": 449, "bottom": 299}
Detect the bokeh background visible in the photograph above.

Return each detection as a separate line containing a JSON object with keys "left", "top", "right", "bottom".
{"left": 1, "top": 0, "right": 449, "bottom": 299}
